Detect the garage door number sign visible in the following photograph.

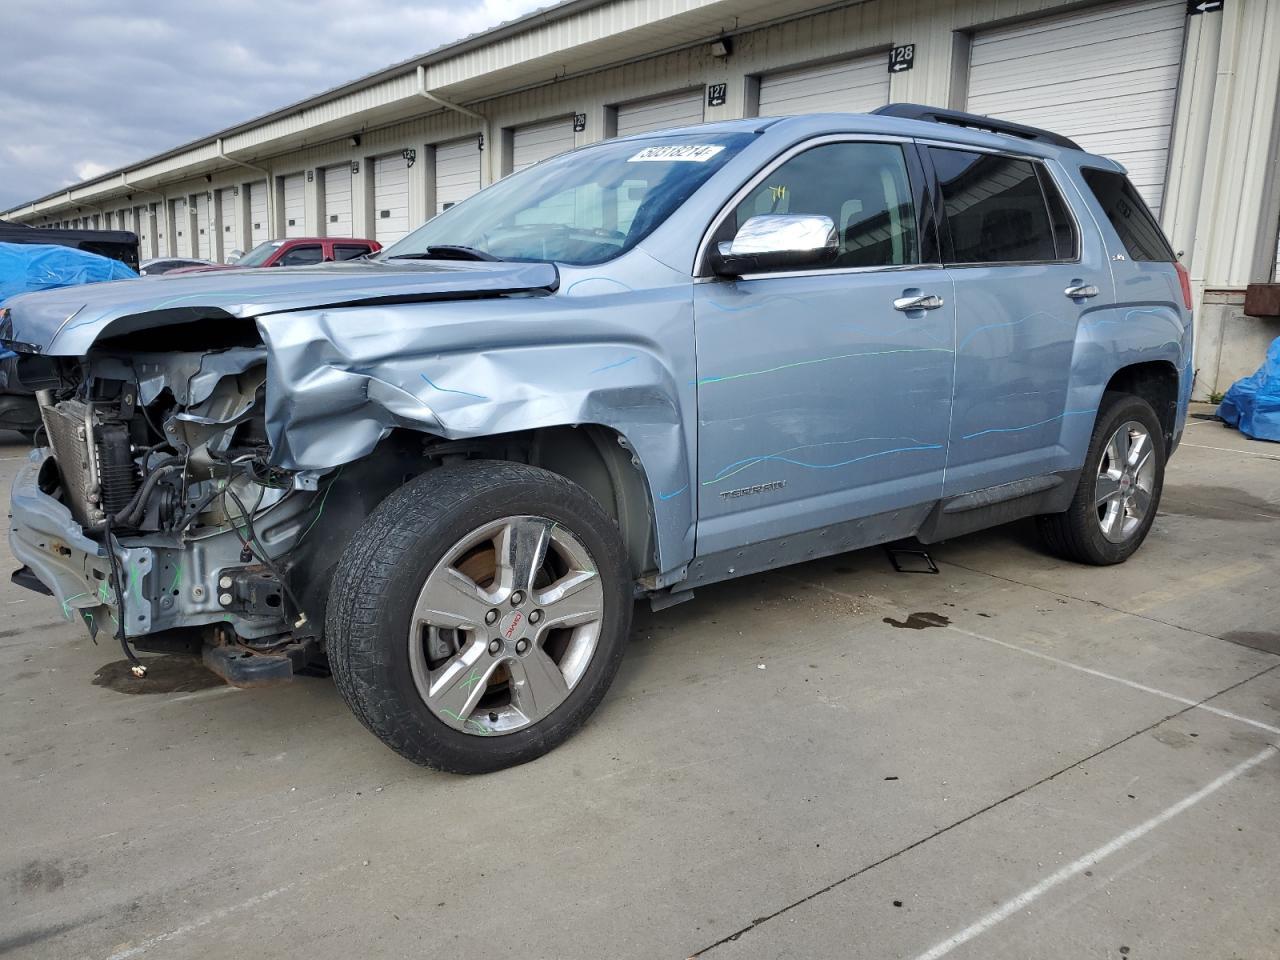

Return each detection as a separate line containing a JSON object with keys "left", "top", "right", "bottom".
{"left": 888, "top": 44, "right": 915, "bottom": 73}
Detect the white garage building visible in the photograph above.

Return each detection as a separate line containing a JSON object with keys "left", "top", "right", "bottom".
{"left": 3, "top": 0, "right": 1279, "bottom": 396}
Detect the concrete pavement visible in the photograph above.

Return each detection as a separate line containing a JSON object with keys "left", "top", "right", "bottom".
{"left": 2, "top": 404, "right": 1277, "bottom": 959}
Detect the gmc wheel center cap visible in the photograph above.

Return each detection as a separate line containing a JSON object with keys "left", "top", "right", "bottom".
{"left": 498, "top": 610, "right": 525, "bottom": 642}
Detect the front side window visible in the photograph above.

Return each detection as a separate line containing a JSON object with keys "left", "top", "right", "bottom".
{"left": 1081, "top": 168, "right": 1173, "bottom": 262}
{"left": 380, "top": 133, "right": 753, "bottom": 266}
{"left": 929, "top": 149, "right": 1067, "bottom": 264}
{"left": 278, "top": 245, "right": 323, "bottom": 266}
{"left": 715, "top": 141, "right": 919, "bottom": 270}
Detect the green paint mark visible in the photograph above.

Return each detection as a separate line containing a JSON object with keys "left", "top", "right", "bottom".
{"left": 60, "top": 591, "right": 92, "bottom": 619}
{"left": 459, "top": 668, "right": 485, "bottom": 691}
{"left": 439, "top": 707, "right": 490, "bottom": 735}
{"left": 97, "top": 581, "right": 113, "bottom": 605}
{"left": 168, "top": 565, "right": 183, "bottom": 594}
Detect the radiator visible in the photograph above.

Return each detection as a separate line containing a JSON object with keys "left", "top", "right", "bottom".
{"left": 40, "top": 399, "right": 137, "bottom": 531}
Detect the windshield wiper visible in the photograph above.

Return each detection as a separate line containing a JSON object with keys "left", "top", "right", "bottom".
{"left": 386, "top": 245, "right": 503, "bottom": 262}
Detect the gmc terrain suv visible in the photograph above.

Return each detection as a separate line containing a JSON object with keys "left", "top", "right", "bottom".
{"left": 2, "top": 105, "right": 1192, "bottom": 772}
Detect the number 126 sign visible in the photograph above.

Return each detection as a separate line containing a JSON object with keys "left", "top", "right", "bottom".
{"left": 888, "top": 44, "right": 915, "bottom": 73}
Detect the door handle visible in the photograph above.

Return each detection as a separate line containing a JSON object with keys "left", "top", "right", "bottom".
{"left": 893, "top": 294, "right": 945, "bottom": 312}
{"left": 1064, "top": 283, "right": 1099, "bottom": 299}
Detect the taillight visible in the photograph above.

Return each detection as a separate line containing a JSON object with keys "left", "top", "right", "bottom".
{"left": 1175, "top": 261, "right": 1193, "bottom": 310}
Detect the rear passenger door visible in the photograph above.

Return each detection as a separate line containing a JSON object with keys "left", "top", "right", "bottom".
{"left": 928, "top": 146, "right": 1107, "bottom": 497}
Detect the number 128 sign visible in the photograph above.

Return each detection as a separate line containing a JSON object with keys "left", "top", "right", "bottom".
{"left": 888, "top": 43, "right": 915, "bottom": 73}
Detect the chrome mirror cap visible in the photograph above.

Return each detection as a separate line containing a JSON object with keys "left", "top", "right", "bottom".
{"left": 729, "top": 214, "right": 837, "bottom": 256}
{"left": 712, "top": 214, "right": 838, "bottom": 276}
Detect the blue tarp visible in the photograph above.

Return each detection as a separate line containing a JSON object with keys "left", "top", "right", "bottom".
{"left": 0, "top": 241, "right": 137, "bottom": 306}
{"left": 1218, "top": 335, "right": 1280, "bottom": 442}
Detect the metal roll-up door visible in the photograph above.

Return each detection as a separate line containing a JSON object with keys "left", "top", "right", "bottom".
{"left": 373, "top": 154, "right": 409, "bottom": 244}
{"left": 511, "top": 118, "right": 575, "bottom": 174}
{"left": 323, "top": 165, "right": 353, "bottom": 236}
{"left": 170, "top": 198, "right": 190, "bottom": 257}
{"left": 967, "top": 0, "right": 1186, "bottom": 217}
{"left": 435, "top": 138, "right": 482, "bottom": 213}
{"left": 282, "top": 173, "right": 305, "bottom": 237}
{"left": 248, "top": 182, "right": 269, "bottom": 245}
{"left": 194, "top": 193, "right": 211, "bottom": 258}
{"left": 757, "top": 54, "right": 889, "bottom": 116}
{"left": 136, "top": 206, "right": 151, "bottom": 257}
{"left": 615, "top": 90, "right": 705, "bottom": 137}
{"left": 218, "top": 188, "right": 238, "bottom": 258}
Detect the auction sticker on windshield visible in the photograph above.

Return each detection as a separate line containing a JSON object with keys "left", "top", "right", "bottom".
{"left": 628, "top": 144, "right": 725, "bottom": 162}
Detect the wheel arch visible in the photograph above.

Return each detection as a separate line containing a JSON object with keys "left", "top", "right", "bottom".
{"left": 1102, "top": 360, "right": 1180, "bottom": 451}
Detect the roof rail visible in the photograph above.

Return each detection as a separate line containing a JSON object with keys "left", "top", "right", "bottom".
{"left": 871, "top": 103, "right": 1082, "bottom": 151}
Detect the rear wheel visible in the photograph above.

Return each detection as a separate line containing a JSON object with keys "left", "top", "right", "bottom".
{"left": 326, "top": 461, "right": 631, "bottom": 773}
{"left": 1037, "top": 393, "right": 1165, "bottom": 565}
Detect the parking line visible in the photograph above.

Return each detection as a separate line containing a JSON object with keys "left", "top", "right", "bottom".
{"left": 785, "top": 575, "right": 1280, "bottom": 737}
{"left": 945, "top": 624, "right": 1280, "bottom": 737}
{"left": 1179, "top": 441, "right": 1280, "bottom": 460}
{"left": 910, "top": 745, "right": 1278, "bottom": 960}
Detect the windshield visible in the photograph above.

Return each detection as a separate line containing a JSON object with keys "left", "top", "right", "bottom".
{"left": 237, "top": 240, "right": 284, "bottom": 267}
{"left": 379, "top": 133, "right": 753, "bottom": 266}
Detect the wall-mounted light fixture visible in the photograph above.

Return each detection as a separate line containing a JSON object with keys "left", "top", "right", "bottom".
{"left": 348, "top": 134, "right": 362, "bottom": 148}
{"left": 709, "top": 37, "right": 732, "bottom": 58}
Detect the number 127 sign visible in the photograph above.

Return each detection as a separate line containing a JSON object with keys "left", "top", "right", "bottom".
{"left": 888, "top": 44, "right": 915, "bottom": 73}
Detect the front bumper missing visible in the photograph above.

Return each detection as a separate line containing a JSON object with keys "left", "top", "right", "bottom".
{"left": 9, "top": 451, "right": 300, "bottom": 641}
{"left": 9, "top": 453, "right": 124, "bottom": 636}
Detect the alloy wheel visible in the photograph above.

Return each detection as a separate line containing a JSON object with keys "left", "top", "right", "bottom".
{"left": 407, "top": 516, "right": 604, "bottom": 736}
{"left": 1094, "top": 420, "right": 1156, "bottom": 543}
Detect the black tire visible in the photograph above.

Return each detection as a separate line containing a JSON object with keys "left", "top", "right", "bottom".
{"left": 325, "top": 460, "right": 632, "bottom": 773}
{"left": 1036, "top": 392, "right": 1166, "bottom": 565}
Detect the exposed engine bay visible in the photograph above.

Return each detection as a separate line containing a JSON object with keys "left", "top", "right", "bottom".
{"left": 16, "top": 346, "right": 326, "bottom": 680}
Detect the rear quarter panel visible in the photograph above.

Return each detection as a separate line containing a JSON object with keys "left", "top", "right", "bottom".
{"left": 1056, "top": 160, "right": 1192, "bottom": 459}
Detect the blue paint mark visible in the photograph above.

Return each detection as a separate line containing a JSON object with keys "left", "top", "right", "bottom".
{"left": 961, "top": 408, "right": 1096, "bottom": 441}
{"left": 590, "top": 356, "right": 637, "bottom": 374}
{"left": 956, "top": 311, "right": 1059, "bottom": 351}
{"left": 419, "top": 373, "right": 488, "bottom": 401}
{"left": 564, "top": 277, "right": 636, "bottom": 295}
{"left": 704, "top": 438, "right": 944, "bottom": 486}
{"left": 703, "top": 293, "right": 814, "bottom": 314}
{"left": 658, "top": 485, "right": 688, "bottom": 501}
{"left": 696, "top": 347, "right": 953, "bottom": 386}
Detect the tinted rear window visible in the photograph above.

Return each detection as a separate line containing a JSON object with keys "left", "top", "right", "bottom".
{"left": 1081, "top": 169, "right": 1174, "bottom": 262}
{"left": 929, "top": 148, "right": 1066, "bottom": 264}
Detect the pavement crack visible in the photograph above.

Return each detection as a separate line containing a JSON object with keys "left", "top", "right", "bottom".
{"left": 686, "top": 661, "right": 1280, "bottom": 957}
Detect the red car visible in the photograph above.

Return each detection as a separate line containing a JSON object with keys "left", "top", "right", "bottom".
{"left": 170, "top": 236, "right": 381, "bottom": 273}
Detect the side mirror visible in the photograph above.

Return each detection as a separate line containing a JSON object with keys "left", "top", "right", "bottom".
{"left": 226, "top": 249, "right": 243, "bottom": 264}
{"left": 710, "top": 214, "right": 838, "bottom": 277}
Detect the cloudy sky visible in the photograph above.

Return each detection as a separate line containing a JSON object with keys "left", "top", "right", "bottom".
{"left": 0, "top": 0, "right": 543, "bottom": 211}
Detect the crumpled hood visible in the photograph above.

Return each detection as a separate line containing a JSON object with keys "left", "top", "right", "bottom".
{"left": 1, "top": 259, "right": 559, "bottom": 356}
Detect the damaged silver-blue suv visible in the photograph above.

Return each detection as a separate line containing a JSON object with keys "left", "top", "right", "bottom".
{"left": 2, "top": 104, "right": 1193, "bottom": 771}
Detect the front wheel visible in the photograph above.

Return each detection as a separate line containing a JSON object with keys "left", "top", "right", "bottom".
{"left": 326, "top": 461, "right": 632, "bottom": 773}
{"left": 1036, "top": 393, "right": 1166, "bottom": 565}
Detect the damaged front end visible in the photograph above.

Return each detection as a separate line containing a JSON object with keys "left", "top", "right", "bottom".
{"left": 10, "top": 341, "right": 322, "bottom": 683}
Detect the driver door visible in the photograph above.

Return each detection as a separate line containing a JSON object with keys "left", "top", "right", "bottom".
{"left": 693, "top": 138, "right": 955, "bottom": 555}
